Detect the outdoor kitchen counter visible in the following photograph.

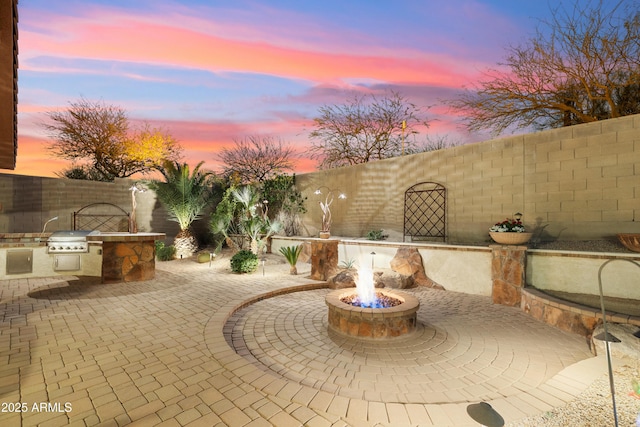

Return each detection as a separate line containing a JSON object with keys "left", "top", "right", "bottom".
{"left": 0, "top": 232, "right": 49, "bottom": 248}
{"left": 86, "top": 232, "right": 165, "bottom": 283}
{"left": 85, "top": 232, "right": 165, "bottom": 243}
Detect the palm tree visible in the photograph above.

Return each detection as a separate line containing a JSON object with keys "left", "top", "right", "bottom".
{"left": 149, "top": 161, "right": 212, "bottom": 258}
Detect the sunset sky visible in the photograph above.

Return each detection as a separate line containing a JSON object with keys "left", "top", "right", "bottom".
{"left": 12, "top": 0, "right": 554, "bottom": 178}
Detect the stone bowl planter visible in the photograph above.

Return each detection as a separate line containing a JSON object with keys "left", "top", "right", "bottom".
{"left": 617, "top": 233, "right": 640, "bottom": 252}
{"left": 489, "top": 232, "right": 532, "bottom": 245}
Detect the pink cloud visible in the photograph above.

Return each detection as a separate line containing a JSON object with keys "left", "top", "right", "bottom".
{"left": 20, "top": 7, "right": 487, "bottom": 89}
{"left": 14, "top": 2, "right": 518, "bottom": 179}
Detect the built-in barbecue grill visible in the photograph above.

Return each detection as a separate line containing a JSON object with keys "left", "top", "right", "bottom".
{"left": 47, "top": 230, "right": 100, "bottom": 253}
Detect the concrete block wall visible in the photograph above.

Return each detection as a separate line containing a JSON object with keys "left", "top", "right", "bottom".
{"left": 297, "top": 114, "right": 640, "bottom": 242}
{"left": 0, "top": 175, "right": 180, "bottom": 240}
{"left": 0, "top": 114, "right": 638, "bottom": 244}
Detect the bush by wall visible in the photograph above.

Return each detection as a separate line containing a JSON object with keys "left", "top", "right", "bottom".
{"left": 230, "top": 249, "right": 259, "bottom": 273}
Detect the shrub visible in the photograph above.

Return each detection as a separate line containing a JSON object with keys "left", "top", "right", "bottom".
{"left": 155, "top": 241, "right": 177, "bottom": 261}
{"left": 366, "top": 229, "right": 387, "bottom": 240}
{"left": 230, "top": 250, "right": 259, "bottom": 273}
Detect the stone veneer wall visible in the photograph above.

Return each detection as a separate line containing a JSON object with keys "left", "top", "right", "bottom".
{"left": 101, "top": 240, "right": 156, "bottom": 283}
{"left": 296, "top": 114, "right": 640, "bottom": 242}
{"left": 491, "top": 245, "right": 526, "bottom": 306}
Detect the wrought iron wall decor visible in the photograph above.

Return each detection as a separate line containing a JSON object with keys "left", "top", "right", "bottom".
{"left": 403, "top": 182, "right": 446, "bottom": 242}
{"left": 74, "top": 202, "right": 130, "bottom": 232}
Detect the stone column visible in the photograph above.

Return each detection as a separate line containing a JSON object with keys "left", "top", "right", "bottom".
{"left": 310, "top": 239, "right": 339, "bottom": 281}
{"left": 491, "top": 244, "right": 527, "bottom": 306}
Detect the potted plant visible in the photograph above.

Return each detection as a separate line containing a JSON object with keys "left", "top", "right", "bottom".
{"left": 279, "top": 245, "right": 303, "bottom": 275}
{"left": 489, "top": 213, "right": 532, "bottom": 245}
{"left": 315, "top": 187, "right": 346, "bottom": 238}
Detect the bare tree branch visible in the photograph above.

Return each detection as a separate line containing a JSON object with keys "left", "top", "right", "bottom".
{"left": 447, "top": 0, "right": 640, "bottom": 135}
{"left": 217, "top": 135, "right": 296, "bottom": 184}
{"left": 309, "top": 91, "right": 430, "bottom": 169}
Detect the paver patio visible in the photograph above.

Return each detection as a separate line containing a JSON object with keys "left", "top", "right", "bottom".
{"left": 0, "top": 254, "right": 615, "bottom": 426}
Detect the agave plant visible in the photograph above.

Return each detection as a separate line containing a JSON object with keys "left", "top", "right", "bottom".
{"left": 279, "top": 245, "right": 302, "bottom": 275}
{"left": 149, "top": 161, "right": 212, "bottom": 259}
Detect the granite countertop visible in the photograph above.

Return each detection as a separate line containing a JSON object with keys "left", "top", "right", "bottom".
{"left": 85, "top": 232, "right": 165, "bottom": 242}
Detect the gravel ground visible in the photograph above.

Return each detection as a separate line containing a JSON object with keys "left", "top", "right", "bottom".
{"left": 441, "top": 238, "right": 635, "bottom": 253}
{"left": 531, "top": 239, "right": 634, "bottom": 253}
{"left": 507, "top": 357, "right": 640, "bottom": 426}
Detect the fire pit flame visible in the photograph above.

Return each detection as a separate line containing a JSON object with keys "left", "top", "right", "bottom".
{"left": 355, "top": 266, "right": 376, "bottom": 306}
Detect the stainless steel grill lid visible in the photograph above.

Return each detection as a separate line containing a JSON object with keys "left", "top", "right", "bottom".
{"left": 47, "top": 230, "right": 97, "bottom": 241}
{"left": 47, "top": 230, "right": 100, "bottom": 253}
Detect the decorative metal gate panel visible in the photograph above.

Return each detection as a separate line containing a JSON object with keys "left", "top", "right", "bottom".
{"left": 74, "top": 203, "right": 130, "bottom": 232}
{"left": 403, "top": 182, "right": 446, "bottom": 242}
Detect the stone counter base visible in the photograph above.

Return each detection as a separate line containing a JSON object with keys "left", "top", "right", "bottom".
{"left": 102, "top": 240, "right": 156, "bottom": 283}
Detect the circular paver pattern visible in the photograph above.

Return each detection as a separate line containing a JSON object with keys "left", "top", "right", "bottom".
{"left": 225, "top": 287, "right": 594, "bottom": 404}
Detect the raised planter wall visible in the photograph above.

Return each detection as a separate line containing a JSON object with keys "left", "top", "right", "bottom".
{"left": 273, "top": 236, "right": 640, "bottom": 337}
{"left": 527, "top": 250, "right": 640, "bottom": 300}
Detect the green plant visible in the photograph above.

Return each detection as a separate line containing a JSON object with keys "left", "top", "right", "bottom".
{"left": 210, "top": 186, "right": 242, "bottom": 249}
{"left": 366, "top": 229, "right": 387, "bottom": 240}
{"left": 279, "top": 245, "right": 302, "bottom": 275}
{"left": 339, "top": 259, "right": 356, "bottom": 269}
{"left": 148, "top": 161, "right": 213, "bottom": 258}
{"left": 262, "top": 174, "right": 306, "bottom": 236}
{"left": 232, "top": 186, "right": 282, "bottom": 254}
{"left": 155, "top": 241, "right": 177, "bottom": 261}
{"left": 230, "top": 250, "right": 259, "bottom": 273}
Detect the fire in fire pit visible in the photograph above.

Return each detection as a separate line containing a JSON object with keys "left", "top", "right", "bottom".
{"left": 340, "top": 291, "right": 402, "bottom": 309}
{"left": 325, "top": 265, "right": 420, "bottom": 339}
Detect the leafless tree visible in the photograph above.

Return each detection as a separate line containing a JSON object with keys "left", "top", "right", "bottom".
{"left": 418, "top": 134, "right": 461, "bottom": 152}
{"left": 44, "top": 98, "right": 182, "bottom": 180}
{"left": 309, "top": 91, "right": 430, "bottom": 169}
{"left": 217, "top": 135, "right": 296, "bottom": 183}
{"left": 447, "top": 0, "right": 640, "bottom": 136}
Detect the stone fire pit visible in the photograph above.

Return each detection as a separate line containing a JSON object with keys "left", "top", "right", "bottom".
{"left": 325, "top": 288, "right": 420, "bottom": 339}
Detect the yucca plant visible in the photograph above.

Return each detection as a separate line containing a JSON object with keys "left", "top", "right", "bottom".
{"left": 232, "top": 186, "right": 282, "bottom": 254}
{"left": 279, "top": 245, "right": 302, "bottom": 275}
{"left": 148, "top": 161, "right": 212, "bottom": 259}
